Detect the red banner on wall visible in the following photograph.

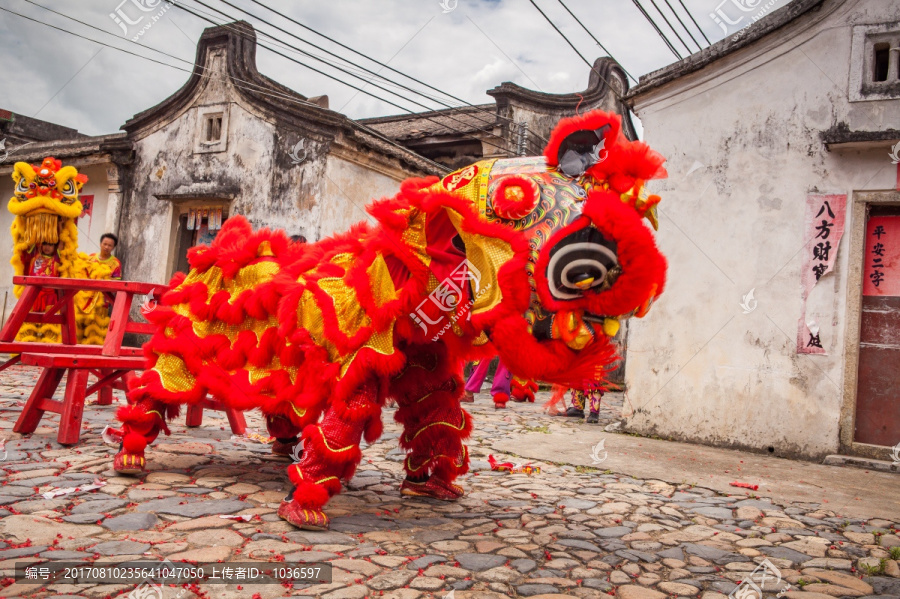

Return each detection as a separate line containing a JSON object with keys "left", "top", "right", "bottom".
{"left": 797, "top": 194, "right": 847, "bottom": 355}
{"left": 80, "top": 194, "right": 94, "bottom": 218}
{"left": 863, "top": 215, "right": 900, "bottom": 296}
{"left": 78, "top": 194, "right": 94, "bottom": 237}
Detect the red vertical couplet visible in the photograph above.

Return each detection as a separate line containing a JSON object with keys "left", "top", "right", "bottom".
{"left": 863, "top": 216, "right": 900, "bottom": 297}
{"left": 797, "top": 194, "right": 847, "bottom": 355}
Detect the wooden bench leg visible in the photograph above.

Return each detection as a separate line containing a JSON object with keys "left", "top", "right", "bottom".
{"left": 225, "top": 407, "right": 247, "bottom": 436}
{"left": 186, "top": 404, "right": 203, "bottom": 428}
{"left": 94, "top": 369, "right": 114, "bottom": 405}
{"left": 97, "top": 370, "right": 114, "bottom": 406}
{"left": 58, "top": 369, "right": 89, "bottom": 445}
{"left": 14, "top": 367, "right": 64, "bottom": 435}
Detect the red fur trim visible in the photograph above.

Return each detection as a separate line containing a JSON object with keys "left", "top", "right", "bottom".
{"left": 490, "top": 314, "right": 619, "bottom": 390}
{"left": 532, "top": 191, "right": 667, "bottom": 318}
{"left": 493, "top": 392, "right": 509, "bottom": 405}
{"left": 116, "top": 403, "right": 159, "bottom": 429}
{"left": 123, "top": 432, "right": 146, "bottom": 453}
{"left": 594, "top": 138, "right": 668, "bottom": 189}
{"left": 363, "top": 417, "right": 383, "bottom": 444}
{"left": 430, "top": 449, "right": 470, "bottom": 481}
{"left": 491, "top": 175, "right": 539, "bottom": 220}
{"left": 543, "top": 111, "right": 623, "bottom": 168}
{"left": 398, "top": 408, "right": 471, "bottom": 454}
{"left": 543, "top": 385, "right": 569, "bottom": 413}
{"left": 286, "top": 473, "right": 333, "bottom": 509}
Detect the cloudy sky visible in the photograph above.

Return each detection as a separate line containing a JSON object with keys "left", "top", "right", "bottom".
{"left": 0, "top": 0, "right": 793, "bottom": 137}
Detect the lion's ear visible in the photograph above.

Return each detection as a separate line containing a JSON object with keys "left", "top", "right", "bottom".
{"left": 12, "top": 161, "right": 35, "bottom": 184}
{"left": 543, "top": 111, "right": 622, "bottom": 177}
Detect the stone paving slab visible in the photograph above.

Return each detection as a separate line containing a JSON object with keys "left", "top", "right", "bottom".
{"left": 0, "top": 362, "right": 898, "bottom": 599}
{"left": 494, "top": 404, "right": 900, "bottom": 522}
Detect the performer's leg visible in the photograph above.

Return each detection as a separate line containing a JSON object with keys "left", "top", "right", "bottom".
{"left": 586, "top": 390, "right": 602, "bottom": 424}
{"left": 266, "top": 413, "right": 302, "bottom": 458}
{"left": 462, "top": 358, "right": 490, "bottom": 401}
{"left": 562, "top": 389, "right": 586, "bottom": 418}
{"left": 392, "top": 346, "right": 471, "bottom": 500}
{"left": 279, "top": 378, "right": 381, "bottom": 531}
{"left": 490, "top": 360, "right": 512, "bottom": 409}
{"left": 113, "top": 399, "right": 169, "bottom": 474}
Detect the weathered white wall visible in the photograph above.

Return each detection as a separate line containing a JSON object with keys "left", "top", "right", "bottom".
{"left": 120, "top": 47, "right": 410, "bottom": 289}
{"left": 624, "top": 0, "right": 900, "bottom": 459}
{"left": 0, "top": 164, "right": 109, "bottom": 325}
{"left": 319, "top": 155, "right": 406, "bottom": 239}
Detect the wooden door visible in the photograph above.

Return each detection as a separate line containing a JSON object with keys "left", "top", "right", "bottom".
{"left": 855, "top": 208, "right": 900, "bottom": 446}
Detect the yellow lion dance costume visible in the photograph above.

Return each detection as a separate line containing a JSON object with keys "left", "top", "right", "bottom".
{"left": 8, "top": 157, "right": 113, "bottom": 344}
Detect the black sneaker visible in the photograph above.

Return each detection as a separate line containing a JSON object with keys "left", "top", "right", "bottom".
{"left": 586, "top": 412, "right": 599, "bottom": 424}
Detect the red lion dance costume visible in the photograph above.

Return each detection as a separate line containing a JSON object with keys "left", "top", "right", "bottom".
{"left": 115, "top": 111, "right": 668, "bottom": 530}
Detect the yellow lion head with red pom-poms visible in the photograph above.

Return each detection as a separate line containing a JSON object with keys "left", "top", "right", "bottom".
{"left": 8, "top": 157, "right": 88, "bottom": 293}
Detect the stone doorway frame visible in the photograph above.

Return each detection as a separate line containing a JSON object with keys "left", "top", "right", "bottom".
{"left": 839, "top": 188, "right": 900, "bottom": 460}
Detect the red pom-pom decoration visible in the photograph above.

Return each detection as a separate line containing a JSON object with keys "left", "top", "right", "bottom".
{"left": 123, "top": 431, "right": 147, "bottom": 453}
{"left": 491, "top": 175, "right": 540, "bottom": 220}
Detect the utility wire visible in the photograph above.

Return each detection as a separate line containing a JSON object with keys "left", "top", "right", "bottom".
{"left": 677, "top": 0, "right": 712, "bottom": 45}
{"left": 178, "top": 0, "right": 537, "bottom": 155}
{"left": 526, "top": 0, "right": 625, "bottom": 102}
{"left": 0, "top": 5, "right": 194, "bottom": 72}
{"left": 198, "top": 0, "right": 545, "bottom": 154}
{"left": 662, "top": 0, "right": 703, "bottom": 51}
{"left": 244, "top": 0, "right": 548, "bottom": 143}
{"left": 647, "top": 0, "right": 693, "bottom": 55}
{"left": 182, "top": 1, "right": 451, "bottom": 115}
{"left": 10, "top": 0, "right": 542, "bottom": 159}
{"left": 19, "top": 0, "right": 336, "bottom": 115}
{"left": 172, "top": 2, "right": 522, "bottom": 157}
{"left": 184, "top": 0, "right": 545, "bottom": 156}
{"left": 554, "top": 0, "right": 637, "bottom": 85}
{"left": 629, "top": 0, "right": 682, "bottom": 59}
{"left": 1, "top": 3, "right": 452, "bottom": 169}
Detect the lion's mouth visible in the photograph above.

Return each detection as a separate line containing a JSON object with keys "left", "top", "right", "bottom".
{"left": 546, "top": 226, "right": 620, "bottom": 300}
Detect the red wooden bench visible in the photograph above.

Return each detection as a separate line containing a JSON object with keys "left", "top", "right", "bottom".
{"left": 14, "top": 353, "right": 146, "bottom": 445}
{"left": 0, "top": 276, "right": 248, "bottom": 445}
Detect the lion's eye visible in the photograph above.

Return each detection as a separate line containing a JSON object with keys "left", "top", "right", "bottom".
{"left": 60, "top": 180, "right": 75, "bottom": 196}
{"left": 15, "top": 179, "right": 30, "bottom": 194}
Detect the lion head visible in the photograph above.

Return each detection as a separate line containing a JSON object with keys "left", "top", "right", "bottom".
{"left": 426, "top": 110, "right": 668, "bottom": 388}
{"left": 8, "top": 157, "right": 88, "bottom": 288}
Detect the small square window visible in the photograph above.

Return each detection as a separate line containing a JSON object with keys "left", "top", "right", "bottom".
{"left": 873, "top": 43, "right": 891, "bottom": 82}
{"left": 851, "top": 25, "right": 900, "bottom": 101}
{"left": 194, "top": 104, "right": 228, "bottom": 154}
{"left": 204, "top": 114, "right": 223, "bottom": 142}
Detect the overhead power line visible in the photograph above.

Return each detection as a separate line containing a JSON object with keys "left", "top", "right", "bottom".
{"left": 18, "top": 0, "right": 337, "bottom": 114}
{"left": 629, "top": 0, "right": 682, "bottom": 59}
{"left": 647, "top": 0, "right": 693, "bottom": 55}
{"left": 526, "top": 0, "right": 625, "bottom": 102}
{"left": 210, "top": 0, "right": 546, "bottom": 154}
{"left": 677, "top": 0, "right": 712, "bottom": 46}
{"left": 554, "top": 0, "right": 637, "bottom": 85}
{"left": 4, "top": 3, "right": 482, "bottom": 166}
{"left": 171, "top": 2, "right": 530, "bottom": 157}
{"left": 176, "top": 0, "right": 544, "bottom": 155}
{"left": 243, "top": 0, "right": 548, "bottom": 144}
{"left": 662, "top": 0, "right": 703, "bottom": 52}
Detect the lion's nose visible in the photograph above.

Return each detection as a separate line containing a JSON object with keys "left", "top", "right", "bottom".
{"left": 546, "top": 226, "right": 619, "bottom": 300}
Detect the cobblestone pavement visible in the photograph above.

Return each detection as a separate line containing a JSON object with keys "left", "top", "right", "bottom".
{"left": 0, "top": 362, "right": 898, "bottom": 599}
